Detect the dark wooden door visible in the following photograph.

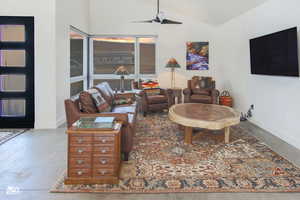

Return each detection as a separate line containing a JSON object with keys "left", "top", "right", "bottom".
{"left": 0, "top": 16, "right": 34, "bottom": 128}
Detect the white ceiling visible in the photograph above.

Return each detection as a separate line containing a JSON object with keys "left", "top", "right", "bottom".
{"left": 144, "top": 0, "right": 270, "bottom": 25}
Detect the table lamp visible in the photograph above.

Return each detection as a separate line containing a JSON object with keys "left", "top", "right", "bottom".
{"left": 115, "top": 65, "right": 129, "bottom": 93}
{"left": 165, "top": 58, "right": 181, "bottom": 88}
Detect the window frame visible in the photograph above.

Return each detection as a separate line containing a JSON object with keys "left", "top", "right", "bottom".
{"left": 89, "top": 35, "right": 158, "bottom": 87}
{"left": 69, "top": 26, "right": 89, "bottom": 97}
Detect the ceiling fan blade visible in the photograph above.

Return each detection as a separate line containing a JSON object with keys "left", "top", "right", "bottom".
{"left": 132, "top": 20, "right": 154, "bottom": 23}
{"left": 133, "top": 0, "right": 182, "bottom": 25}
{"left": 161, "top": 19, "right": 182, "bottom": 24}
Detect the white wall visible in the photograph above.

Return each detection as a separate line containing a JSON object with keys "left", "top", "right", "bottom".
{"left": 89, "top": 0, "right": 217, "bottom": 89}
{"left": 0, "top": 0, "right": 57, "bottom": 129}
{"left": 55, "top": 0, "right": 90, "bottom": 126}
{"left": 215, "top": 0, "right": 300, "bottom": 149}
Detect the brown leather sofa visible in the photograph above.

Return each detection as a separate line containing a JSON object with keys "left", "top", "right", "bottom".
{"left": 65, "top": 82, "right": 137, "bottom": 161}
{"left": 132, "top": 81, "right": 174, "bottom": 116}
{"left": 183, "top": 76, "right": 219, "bottom": 104}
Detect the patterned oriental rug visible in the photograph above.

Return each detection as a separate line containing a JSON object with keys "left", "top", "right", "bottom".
{"left": 52, "top": 113, "right": 300, "bottom": 193}
{"left": 0, "top": 129, "right": 27, "bottom": 145}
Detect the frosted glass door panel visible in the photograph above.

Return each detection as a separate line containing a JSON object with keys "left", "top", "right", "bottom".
{"left": 0, "top": 99, "right": 25, "bottom": 117}
{"left": 0, "top": 25, "right": 25, "bottom": 42}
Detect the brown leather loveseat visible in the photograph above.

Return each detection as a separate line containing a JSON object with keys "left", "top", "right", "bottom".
{"left": 64, "top": 82, "right": 137, "bottom": 161}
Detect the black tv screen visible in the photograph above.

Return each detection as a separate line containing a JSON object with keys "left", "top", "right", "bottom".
{"left": 250, "top": 27, "right": 299, "bottom": 77}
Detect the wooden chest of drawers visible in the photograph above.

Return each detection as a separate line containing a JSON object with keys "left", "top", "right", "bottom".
{"left": 64, "top": 123, "right": 122, "bottom": 185}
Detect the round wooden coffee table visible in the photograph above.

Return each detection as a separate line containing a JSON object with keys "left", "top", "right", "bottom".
{"left": 168, "top": 103, "right": 240, "bottom": 144}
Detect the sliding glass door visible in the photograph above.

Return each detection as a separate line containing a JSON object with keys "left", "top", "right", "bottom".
{"left": 0, "top": 17, "right": 34, "bottom": 128}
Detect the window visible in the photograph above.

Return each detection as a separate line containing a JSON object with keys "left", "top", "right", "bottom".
{"left": 139, "top": 37, "right": 156, "bottom": 74}
{"left": 70, "top": 28, "right": 88, "bottom": 96}
{"left": 90, "top": 36, "right": 157, "bottom": 90}
{"left": 93, "top": 37, "right": 135, "bottom": 75}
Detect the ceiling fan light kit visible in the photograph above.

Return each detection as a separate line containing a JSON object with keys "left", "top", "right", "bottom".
{"left": 134, "top": 0, "right": 182, "bottom": 24}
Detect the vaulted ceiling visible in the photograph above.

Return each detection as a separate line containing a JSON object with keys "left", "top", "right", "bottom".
{"left": 142, "top": 0, "right": 270, "bottom": 25}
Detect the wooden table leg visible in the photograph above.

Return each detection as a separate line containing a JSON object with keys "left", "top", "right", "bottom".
{"left": 184, "top": 126, "right": 193, "bottom": 144}
{"left": 224, "top": 127, "right": 230, "bottom": 143}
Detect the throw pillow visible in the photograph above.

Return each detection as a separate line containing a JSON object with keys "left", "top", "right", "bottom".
{"left": 88, "top": 88, "right": 111, "bottom": 113}
{"left": 94, "top": 83, "right": 114, "bottom": 106}
{"left": 79, "top": 91, "right": 98, "bottom": 113}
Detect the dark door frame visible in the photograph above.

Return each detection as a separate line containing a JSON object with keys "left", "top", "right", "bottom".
{"left": 0, "top": 16, "right": 35, "bottom": 128}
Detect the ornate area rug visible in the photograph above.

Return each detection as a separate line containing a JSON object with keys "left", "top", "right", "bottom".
{"left": 0, "top": 129, "right": 27, "bottom": 145}
{"left": 52, "top": 113, "right": 300, "bottom": 193}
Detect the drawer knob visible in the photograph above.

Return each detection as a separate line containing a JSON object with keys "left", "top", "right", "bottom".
{"left": 101, "top": 139, "right": 107, "bottom": 143}
{"left": 99, "top": 170, "right": 107, "bottom": 175}
{"left": 77, "top": 160, "right": 84, "bottom": 165}
{"left": 101, "top": 149, "right": 107, "bottom": 153}
{"left": 77, "top": 149, "right": 84, "bottom": 154}
{"left": 77, "top": 171, "right": 83, "bottom": 175}
{"left": 77, "top": 138, "right": 83, "bottom": 143}
{"left": 100, "top": 159, "right": 107, "bottom": 164}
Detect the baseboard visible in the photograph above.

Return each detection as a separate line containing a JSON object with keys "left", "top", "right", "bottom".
{"left": 241, "top": 120, "right": 300, "bottom": 167}
{"left": 56, "top": 115, "right": 66, "bottom": 128}
{"left": 248, "top": 118, "right": 300, "bottom": 150}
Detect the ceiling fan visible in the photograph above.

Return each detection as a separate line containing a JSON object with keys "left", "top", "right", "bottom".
{"left": 133, "top": 0, "right": 182, "bottom": 24}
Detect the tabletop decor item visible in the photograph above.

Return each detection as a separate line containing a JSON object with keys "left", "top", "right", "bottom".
{"left": 115, "top": 65, "right": 129, "bottom": 93}
{"left": 165, "top": 58, "right": 181, "bottom": 88}
{"left": 186, "top": 42, "right": 209, "bottom": 70}
{"left": 219, "top": 90, "right": 233, "bottom": 107}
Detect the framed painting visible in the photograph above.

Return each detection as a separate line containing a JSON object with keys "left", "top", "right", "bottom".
{"left": 186, "top": 42, "right": 209, "bottom": 70}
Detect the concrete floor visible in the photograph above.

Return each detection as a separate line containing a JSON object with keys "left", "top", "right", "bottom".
{"left": 0, "top": 122, "right": 300, "bottom": 200}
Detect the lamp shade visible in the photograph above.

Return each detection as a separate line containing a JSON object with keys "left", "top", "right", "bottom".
{"left": 115, "top": 65, "right": 130, "bottom": 75}
{"left": 165, "top": 58, "right": 181, "bottom": 68}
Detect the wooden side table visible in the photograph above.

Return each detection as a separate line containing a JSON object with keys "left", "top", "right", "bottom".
{"left": 64, "top": 121, "right": 122, "bottom": 185}
{"left": 169, "top": 88, "right": 182, "bottom": 104}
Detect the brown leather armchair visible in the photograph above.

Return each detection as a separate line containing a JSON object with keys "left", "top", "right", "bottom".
{"left": 183, "top": 76, "right": 219, "bottom": 104}
{"left": 132, "top": 81, "right": 174, "bottom": 116}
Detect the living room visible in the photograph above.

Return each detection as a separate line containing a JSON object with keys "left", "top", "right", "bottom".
{"left": 1, "top": 0, "right": 300, "bottom": 199}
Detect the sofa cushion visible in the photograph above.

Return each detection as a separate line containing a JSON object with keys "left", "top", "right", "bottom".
{"left": 88, "top": 88, "right": 111, "bottom": 113}
{"left": 147, "top": 95, "right": 168, "bottom": 104}
{"left": 191, "top": 95, "right": 212, "bottom": 104}
{"left": 79, "top": 91, "right": 98, "bottom": 113}
{"left": 103, "top": 82, "right": 115, "bottom": 96}
{"left": 112, "top": 105, "right": 136, "bottom": 114}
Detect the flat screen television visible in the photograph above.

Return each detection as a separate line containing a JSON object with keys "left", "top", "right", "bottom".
{"left": 250, "top": 27, "right": 299, "bottom": 77}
